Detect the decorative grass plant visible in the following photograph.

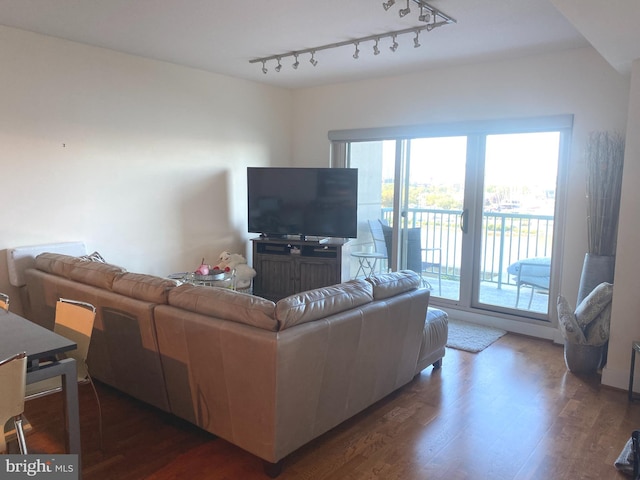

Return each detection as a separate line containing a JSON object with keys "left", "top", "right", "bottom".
{"left": 585, "top": 131, "right": 625, "bottom": 256}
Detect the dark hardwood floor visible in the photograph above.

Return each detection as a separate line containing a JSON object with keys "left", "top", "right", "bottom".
{"left": 18, "top": 333, "right": 640, "bottom": 479}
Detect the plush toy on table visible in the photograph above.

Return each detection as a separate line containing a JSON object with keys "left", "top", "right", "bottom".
{"left": 213, "top": 251, "right": 256, "bottom": 289}
{"left": 194, "top": 258, "right": 210, "bottom": 275}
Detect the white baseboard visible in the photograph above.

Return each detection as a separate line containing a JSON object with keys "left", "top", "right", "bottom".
{"left": 602, "top": 366, "right": 631, "bottom": 392}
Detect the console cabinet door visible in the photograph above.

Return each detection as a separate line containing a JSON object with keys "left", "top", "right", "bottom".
{"left": 253, "top": 255, "right": 295, "bottom": 301}
{"left": 298, "top": 257, "right": 340, "bottom": 292}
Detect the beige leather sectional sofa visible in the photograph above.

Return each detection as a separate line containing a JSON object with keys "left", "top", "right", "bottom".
{"left": 23, "top": 252, "right": 448, "bottom": 476}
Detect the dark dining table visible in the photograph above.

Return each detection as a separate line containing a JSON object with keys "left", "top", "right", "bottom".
{"left": 0, "top": 309, "right": 81, "bottom": 457}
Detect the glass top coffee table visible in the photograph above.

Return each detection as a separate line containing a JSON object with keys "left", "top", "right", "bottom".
{"left": 168, "top": 271, "right": 235, "bottom": 288}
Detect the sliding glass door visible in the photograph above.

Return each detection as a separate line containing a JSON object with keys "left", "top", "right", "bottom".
{"left": 347, "top": 137, "right": 467, "bottom": 302}
{"left": 477, "top": 132, "right": 560, "bottom": 314}
{"left": 401, "top": 136, "right": 468, "bottom": 301}
{"left": 337, "top": 116, "right": 570, "bottom": 322}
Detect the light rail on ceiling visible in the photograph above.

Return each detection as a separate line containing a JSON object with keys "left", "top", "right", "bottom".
{"left": 249, "top": 0, "right": 456, "bottom": 74}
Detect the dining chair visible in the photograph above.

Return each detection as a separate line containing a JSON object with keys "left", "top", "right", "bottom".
{"left": 0, "top": 293, "right": 9, "bottom": 312}
{"left": 0, "top": 351, "right": 28, "bottom": 454}
{"left": 25, "top": 298, "right": 103, "bottom": 449}
{"left": 379, "top": 220, "right": 442, "bottom": 294}
{"left": 508, "top": 258, "right": 551, "bottom": 309}
{"left": 351, "top": 220, "right": 389, "bottom": 278}
{"left": 405, "top": 228, "right": 442, "bottom": 294}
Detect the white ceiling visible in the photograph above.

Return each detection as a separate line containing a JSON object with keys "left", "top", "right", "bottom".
{"left": 0, "top": 0, "right": 636, "bottom": 89}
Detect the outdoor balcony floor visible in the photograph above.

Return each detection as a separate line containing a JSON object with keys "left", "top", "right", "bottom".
{"left": 423, "top": 274, "right": 550, "bottom": 315}
{"left": 352, "top": 269, "right": 550, "bottom": 316}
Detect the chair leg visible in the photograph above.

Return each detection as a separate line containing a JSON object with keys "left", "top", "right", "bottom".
{"left": 14, "top": 416, "right": 28, "bottom": 454}
{"left": 527, "top": 286, "right": 535, "bottom": 309}
{"left": 87, "top": 376, "right": 103, "bottom": 451}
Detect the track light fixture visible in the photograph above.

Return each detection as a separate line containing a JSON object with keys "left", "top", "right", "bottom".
{"left": 399, "top": 0, "right": 411, "bottom": 17}
{"left": 390, "top": 35, "right": 399, "bottom": 52}
{"left": 418, "top": 5, "right": 430, "bottom": 22}
{"left": 373, "top": 38, "right": 380, "bottom": 55}
{"left": 385, "top": 0, "right": 454, "bottom": 25}
{"left": 249, "top": 1, "right": 455, "bottom": 74}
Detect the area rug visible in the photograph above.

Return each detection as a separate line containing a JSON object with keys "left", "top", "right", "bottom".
{"left": 446, "top": 319, "right": 507, "bottom": 353}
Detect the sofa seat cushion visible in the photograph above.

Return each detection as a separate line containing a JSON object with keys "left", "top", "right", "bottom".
{"left": 415, "top": 307, "right": 448, "bottom": 374}
{"left": 275, "top": 279, "right": 373, "bottom": 330}
{"left": 112, "top": 273, "right": 177, "bottom": 304}
{"left": 168, "top": 284, "right": 278, "bottom": 331}
{"left": 366, "top": 270, "right": 420, "bottom": 300}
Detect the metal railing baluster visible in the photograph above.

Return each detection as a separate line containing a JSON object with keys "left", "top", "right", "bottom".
{"left": 380, "top": 207, "right": 553, "bottom": 287}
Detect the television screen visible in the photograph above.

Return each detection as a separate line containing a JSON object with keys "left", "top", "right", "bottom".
{"left": 247, "top": 167, "right": 358, "bottom": 239}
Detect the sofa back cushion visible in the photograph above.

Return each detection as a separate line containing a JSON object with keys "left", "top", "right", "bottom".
{"left": 275, "top": 279, "right": 373, "bottom": 331}
{"left": 366, "top": 270, "right": 420, "bottom": 300}
{"left": 112, "top": 273, "right": 177, "bottom": 304}
{"left": 168, "top": 284, "right": 278, "bottom": 331}
{"left": 35, "top": 252, "right": 83, "bottom": 278}
{"left": 35, "top": 252, "right": 126, "bottom": 290}
{"left": 67, "top": 259, "right": 126, "bottom": 290}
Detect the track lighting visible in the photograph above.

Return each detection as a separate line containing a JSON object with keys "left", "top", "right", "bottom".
{"left": 390, "top": 35, "right": 399, "bottom": 52}
{"left": 426, "top": 21, "right": 446, "bottom": 32}
{"left": 383, "top": 0, "right": 454, "bottom": 25}
{"left": 249, "top": 1, "right": 455, "bottom": 74}
{"left": 419, "top": 5, "right": 430, "bottom": 22}
{"left": 399, "top": 0, "right": 410, "bottom": 17}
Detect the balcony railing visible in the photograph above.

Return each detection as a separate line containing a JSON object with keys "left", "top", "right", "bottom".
{"left": 381, "top": 207, "right": 554, "bottom": 288}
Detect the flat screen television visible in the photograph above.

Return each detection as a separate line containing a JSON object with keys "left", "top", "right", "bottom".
{"left": 247, "top": 167, "right": 358, "bottom": 240}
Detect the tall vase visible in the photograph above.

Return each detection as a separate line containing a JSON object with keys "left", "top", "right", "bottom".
{"left": 577, "top": 253, "right": 615, "bottom": 303}
{"left": 564, "top": 341, "right": 603, "bottom": 375}
{"left": 575, "top": 253, "right": 615, "bottom": 369}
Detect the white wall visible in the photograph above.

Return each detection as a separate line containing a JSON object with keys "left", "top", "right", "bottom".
{"left": 291, "top": 46, "right": 630, "bottom": 337}
{"left": 603, "top": 58, "right": 640, "bottom": 390}
{"left": 1, "top": 24, "right": 636, "bottom": 387}
{"left": 0, "top": 26, "right": 292, "bottom": 313}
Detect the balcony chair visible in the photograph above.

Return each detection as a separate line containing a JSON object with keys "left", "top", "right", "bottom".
{"left": 0, "top": 351, "right": 28, "bottom": 454}
{"left": 351, "top": 220, "right": 389, "bottom": 278}
{"left": 0, "top": 293, "right": 9, "bottom": 311}
{"left": 507, "top": 257, "right": 551, "bottom": 309}
{"left": 25, "top": 298, "right": 103, "bottom": 449}
{"left": 379, "top": 220, "right": 442, "bottom": 295}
